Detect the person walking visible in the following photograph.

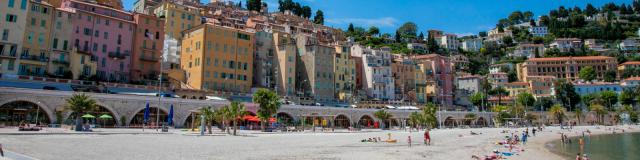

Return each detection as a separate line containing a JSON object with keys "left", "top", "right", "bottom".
{"left": 424, "top": 129, "right": 431, "bottom": 146}
{"left": 532, "top": 128, "right": 536, "bottom": 136}
{"left": 408, "top": 135, "right": 412, "bottom": 147}
{"left": 0, "top": 143, "right": 4, "bottom": 157}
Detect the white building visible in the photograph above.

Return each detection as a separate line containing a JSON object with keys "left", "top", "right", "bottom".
{"left": 456, "top": 75, "right": 482, "bottom": 94}
{"left": 440, "top": 34, "right": 459, "bottom": 51}
{"left": 352, "top": 45, "right": 395, "bottom": 100}
{"left": 618, "top": 38, "right": 640, "bottom": 53}
{"left": 407, "top": 43, "right": 426, "bottom": 54}
{"left": 584, "top": 39, "right": 606, "bottom": 52}
{"left": 528, "top": 26, "right": 548, "bottom": 37}
{"left": 511, "top": 44, "right": 544, "bottom": 58}
{"left": 461, "top": 38, "right": 483, "bottom": 52}
{"left": 487, "top": 28, "right": 513, "bottom": 44}
{"left": 550, "top": 38, "right": 582, "bottom": 52}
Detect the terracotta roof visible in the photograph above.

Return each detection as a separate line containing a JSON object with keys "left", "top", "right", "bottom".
{"left": 527, "top": 56, "right": 614, "bottom": 62}
{"left": 621, "top": 61, "right": 640, "bottom": 65}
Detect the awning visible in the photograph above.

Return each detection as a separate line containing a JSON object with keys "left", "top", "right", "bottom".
{"left": 385, "top": 105, "right": 396, "bottom": 109}
{"left": 243, "top": 115, "right": 276, "bottom": 123}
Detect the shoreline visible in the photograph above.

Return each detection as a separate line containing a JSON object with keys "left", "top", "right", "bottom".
{"left": 513, "top": 125, "right": 640, "bottom": 160}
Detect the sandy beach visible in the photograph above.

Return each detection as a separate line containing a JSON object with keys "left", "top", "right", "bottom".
{"left": 0, "top": 126, "right": 637, "bottom": 160}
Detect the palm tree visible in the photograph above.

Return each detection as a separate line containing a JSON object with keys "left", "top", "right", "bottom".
{"left": 213, "top": 106, "right": 228, "bottom": 132}
{"left": 227, "top": 101, "right": 247, "bottom": 136}
{"left": 548, "top": 104, "right": 566, "bottom": 126}
{"left": 252, "top": 89, "right": 281, "bottom": 131}
{"left": 65, "top": 94, "right": 97, "bottom": 131}
{"left": 373, "top": 110, "right": 392, "bottom": 129}
{"left": 422, "top": 103, "right": 438, "bottom": 129}
{"left": 590, "top": 104, "right": 607, "bottom": 125}
{"left": 199, "top": 106, "right": 215, "bottom": 134}
{"left": 408, "top": 112, "right": 422, "bottom": 129}
{"left": 575, "top": 108, "right": 583, "bottom": 125}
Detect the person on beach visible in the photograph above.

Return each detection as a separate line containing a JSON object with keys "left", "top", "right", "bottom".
{"left": 521, "top": 132, "right": 527, "bottom": 145}
{"left": 532, "top": 128, "right": 536, "bottom": 136}
{"left": 561, "top": 133, "right": 565, "bottom": 143}
{"left": 424, "top": 129, "right": 431, "bottom": 146}
{"left": 576, "top": 153, "right": 581, "bottom": 160}
{"left": 408, "top": 136, "right": 412, "bottom": 147}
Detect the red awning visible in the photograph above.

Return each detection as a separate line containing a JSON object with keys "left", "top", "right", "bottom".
{"left": 243, "top": 115, "right": 277, "bottom": 123}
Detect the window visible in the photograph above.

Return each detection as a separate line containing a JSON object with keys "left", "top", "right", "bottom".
{"left": 52, "top": 38, "right": 58, "bottom": 49}
{"left": 117, "top": 35, "right": 121, "bottom": 45}
{"left": 83, "top": 28, "right": 92, "bottom": 36}
{"left": 118, "top": 22, "right": 123, "bottom": 28}
{"left": 37, "top": 33, "right": 44, "bottom": 44}
{"left": 102, "top": 44, "right": 107, "bottom": 53}
{"left": 105, "top": 19, "right": 110, "bottom": 26}
{"left": 27, "top": 32, "right": 33, "bottom": 43}
{"left": 93, "top": 43, "right": 98, "bottom": 51}
{"left": 8, "top": 60, "right": 14, "bottom": 70}
{"left": 30, "top": 18, "right": 36, "bottom": 26}
{"left": 63, "top": 40, "right": 68, "bottom": 50}
{"left": 40, "top": 20, "right": 46, "bottom": 27}
{"left": 2, "top": 29, "right": 8, "bottom": 41}
{"left": 20, "top": 0, "right": 26, "bottom": 10}
{"left": 94, "top": 30, "right": 99, "bottom": 37}
{"left": 5, "top": 14, "right": 17, "bottom": 22}
{"left": 104, "top": 32, "right": 108, "bottom": 39}
{"left": 8, "top": 0, "right": 15, "bottom": 8}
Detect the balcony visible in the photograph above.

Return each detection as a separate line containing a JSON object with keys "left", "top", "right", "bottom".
{"left": 139, "top": 55, "right": 159, "bottom": 62}
{"left": 20, "top": 55, "right": 49, "bottom": 63}
{"left": 108, "top": 52, "right": 130, "bottom": 59}
{"left": 52, "top": 59, "right": 70, "bottom": 65}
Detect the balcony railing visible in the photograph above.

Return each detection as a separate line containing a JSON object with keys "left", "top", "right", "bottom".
{"left": 52, "top": 59, "right": 70, "bottom": 65}
{"left": 0, "top": 51, "right": 17, "bottom": 58}
{"left": 108, "top": 52, "right": 130, "bottom": 59}
{"left": 20, "top": 55, "right": 49, "bottom": 62}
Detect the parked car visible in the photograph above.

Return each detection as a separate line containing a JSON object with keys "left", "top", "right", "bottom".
{"left": 42, "top": 86, "right": 58, "bottom": 90}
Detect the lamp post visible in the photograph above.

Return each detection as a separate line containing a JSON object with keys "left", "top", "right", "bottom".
{"left": 156, "top": 55, "right": 164, "bottom": 131}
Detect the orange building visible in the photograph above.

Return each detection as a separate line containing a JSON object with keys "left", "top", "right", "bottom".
{"left": 131, "top": 13, "right": 165, "bottom": 84}
{"left": 181, "top": 24, "right": 254, "bottom": 93}
{"left": 522, "top": 56, "right": 617, "bottom": 81}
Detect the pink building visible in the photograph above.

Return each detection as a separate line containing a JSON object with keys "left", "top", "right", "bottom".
{"left": 62, "top": 0, "right": 135, "bottom": 82}
{"left": 131, "top": 13, "right": 164, "bottom": 84}
{"left": 412, "top": 54, "right": 454, "bottom": 107}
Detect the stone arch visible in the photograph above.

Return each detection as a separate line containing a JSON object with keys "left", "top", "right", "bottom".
{"left": 334, "top": 114, "right": 351, "bottom": 128}
{"left": 444, "top": 116, "right": 456, "bottom": 128}
{"left": 276, "top": 112, "right": 295, "bottom": 125}
{"left": 0, "top": 98, "right": 55, "bottom": 125}
{"left": 476, "top": 117, "right": 487, "bottom": 127}
{"left": 358, "top": 114, "right": 375, "bottom": 128}
{"left": 61, "top": 102, "right": 122, "bottom": 126}
{"left": 128, "top": 106, "right": 169, "bottom": 127}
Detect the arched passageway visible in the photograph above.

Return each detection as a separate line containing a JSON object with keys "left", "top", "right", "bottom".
{"left": 334, "top": 115, "right": 351, "bottom": 128}
{"left": 129, "top": 107, "right": 168, "bottom": 128}
{"left": 276, "top": 112, "right": 294, "bottom": 126}
{"left": 358, "top": 115, "right": 374, "bottom": 128}
{"left": 0, "top": 101, "right": 51, "bottom": 126}
{"left": 476, "top": 117, "right": 487, "bottom": 127}
{"left": 64, "top": 105, "right": 118, "bottom": 128}
{"left": 444, "top": 117, "right": 456, "bottom": 128}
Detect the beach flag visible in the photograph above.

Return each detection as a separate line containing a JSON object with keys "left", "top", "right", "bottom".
{"left": 167, "top": 104, "right": 174, "bottom": 126}
{"left": 143, "top": 103, "right": 150, "bottom": 124}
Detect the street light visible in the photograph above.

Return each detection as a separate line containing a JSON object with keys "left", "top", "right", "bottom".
{"left": 156, "top": 55, "right": 164, "bottom": 131}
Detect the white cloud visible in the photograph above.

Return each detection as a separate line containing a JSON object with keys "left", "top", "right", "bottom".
{"left": 326, "top": 17, "right": 398, "bottom": 27}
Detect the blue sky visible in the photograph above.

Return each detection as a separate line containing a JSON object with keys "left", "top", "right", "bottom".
{"left": 123, "top": 0, "right": 630, "bottom": 36}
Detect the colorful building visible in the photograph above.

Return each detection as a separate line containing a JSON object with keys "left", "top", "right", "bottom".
{"left": 152, "top": 1, "right": 202, "bottom": 69}
{"left": 19, "top": 0, "right": 54, "bottom": 76}
{"left": 334, "top": 43, "right": 355, "bottom": 102}
{"left": 49, "top": 8, "right": 75, "bottom": 78}
{"left": 573, "top": 82, "right": 622, "bottom": 96}
{"left": 295, "top": 34, "right": 335, "bottom": 102}
{"left": 412, "top": 54, "right": 454, "bottom": 107}
{"left": 131, "top": 13, "right": 164, "bottom": 84}
{"left": 352, "top": 45, "right": 394, "bottom": 101}
{"left": 505, "top": 81, "right": 529, "bottom": 97}
{"left": 272, "top": 31, "right": 296, "bottom": 97}
{"left": 0, "top": 0, "right": 29, "bottom": 75}
{"left": 525, "top": 76, "right": 556, "bottom": 98}
{"left": 521, "top": 56, "right": 617, "bottom": 81}
{"left": 180, "top": 24, "right": 254, "bottom": 93}
{"left": 63, "top": 0, "right": 136, "bottom": 82}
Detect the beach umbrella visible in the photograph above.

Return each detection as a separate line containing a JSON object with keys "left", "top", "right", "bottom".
{"left": 98, "top": 114, "right": 113, "bottom": 119}
{"left": 81, "top": 114, "right": 95, "bottom": 118}
{"left": 98, "top": 114, "right": 112, "bottom": 127}
{"left": 144, "top": 103, "right": 150, "bottom": 124}
{"left": 166, "top": 104, "right": 174, "bottom": 126}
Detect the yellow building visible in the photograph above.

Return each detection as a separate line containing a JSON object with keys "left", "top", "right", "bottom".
{"left": 181, "top": 24, "right": 254, "bottom": 93}
{"left": 1, "top": 0, "right": 29, "bottom": 75}
{"left": 153, "top": 1, "right": 202, "bottom": 40}
{"left": 273, "top": 31, "right": 296, "bottom": 97}
{"left": 505, "top": 82, "right": 530, "bottom": 97}
{"left": 19, "top": 0, "right": 54, "bottom": 76}
{"left": 69, "top": 48, "right": 97, "bottom": 79}
{"left": 334, "top": 44, "right": 355, "bottom": 102}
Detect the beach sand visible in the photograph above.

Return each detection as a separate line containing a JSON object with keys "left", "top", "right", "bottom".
{"left": 0, "top": 126, "right": 637, "bottom": 160}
